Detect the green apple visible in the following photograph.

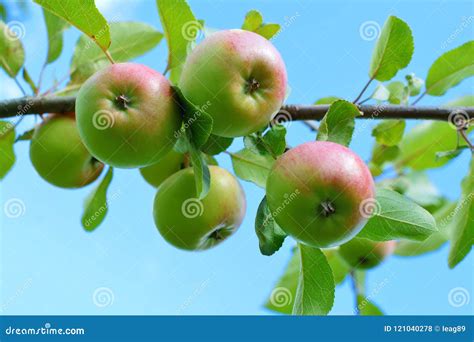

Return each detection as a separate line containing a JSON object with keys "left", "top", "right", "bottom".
{"left": 153, "top": 166, "right": 246, "bottom": 250}
{"left": 266, "top": 141, "right": 375, "bottom": 248}
{"left": 338, "top": 238, "right": 397, "bottom": 269}
{"left": 30, "top": 114, "right": 104, "bottom": 188}
{"left": 76, "top": 62, "right": 182, "bottom": 168}
{"left": 139, "top": 149, "right": 185, "bottom": 188}
{"left": 179, "top": 29, "right": 287, "bottom": 138}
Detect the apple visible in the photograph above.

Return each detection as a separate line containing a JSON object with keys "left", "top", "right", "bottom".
{"left": 338, "top": 238, "right": 397, "bottom": 269}
{"left": 139, "top": 149, "right": 185, "bottom": 188}
{"left": 76, "top": 62, "right": 182, "bottom": 168}
{"left": 153, "top": 166, "right": 246, "bottom": 250}
{"left": 179, "top": 29, "right": 287, "bottom": 138}
{"left": 30, "top": 114, "right": 104, "bottom": 188}
{"left": 266, "top": 141, "right": 375, "bottom": 248}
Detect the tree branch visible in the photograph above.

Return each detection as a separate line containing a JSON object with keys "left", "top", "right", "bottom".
{"left": 1, "top": 96, "right": 474, "bottom": 122}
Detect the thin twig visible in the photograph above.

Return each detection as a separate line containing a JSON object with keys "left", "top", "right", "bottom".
{"left": 353, "top": 77, "right": 374, "bottom": 104}
{"left": 411, "top": 91, "right": 426, "bottom": 105}
{"left": 350, "top": 271, "right": 360, "bottom": 315}
{"left": 302, "top": 120, "right": 318, "bottom": 132}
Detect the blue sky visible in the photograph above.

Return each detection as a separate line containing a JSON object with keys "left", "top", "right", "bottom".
{"left": 1, "top": 0, "right": 473, "bottom": 315}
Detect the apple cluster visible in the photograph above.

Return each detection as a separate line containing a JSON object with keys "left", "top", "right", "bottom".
{"left": 29, "top": 29, "right": 394, "bottom": 263}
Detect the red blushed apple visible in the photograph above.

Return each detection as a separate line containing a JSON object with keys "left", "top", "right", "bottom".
{"left": 76, "top": 63, "right": 182, "bottom": 168}
{"left": 338, "top": 238, "right": 397, "bottom": 269}
{"left": 266, "top": 141, "right": 375, "bottom": 248}
{"left": 179, "top": 29, "right": 287, "bottom": 138}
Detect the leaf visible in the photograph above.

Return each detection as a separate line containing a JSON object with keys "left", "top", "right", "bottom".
{"left": 265, "top": 249, "right": 300, "bottom": 314}
{"left": 242, "top": 10, "right": 263, "bottom": 31}
{"left": 0, "top": 20, "right": 25, "bottom": 77}
{"left": 42, "top": 8, "right": 70, "bottom": 64}
{"left": 81, "top": 167, "right": 113, "bottom": 231}
{"left": 70, "top": 22, "right": 163, "bottom": 85}
{"left": 448, "top": 157, "right": 474, "bottom": 268}
{"left": 372, "top": 120, "right": 405, "bottom": 146}
{"left": 255, "top": 24, "right": 280, "bottom": 40}
{"left": 323, "top": 249, "right": 350, "bottom": 285}
{"left": 405, "top": 73, "right": 424, "bottom": 96}
{"left": 369, "top": 16, "right": 414, "bottom": 81}
{"left": 314, "top": 96, "right": 341, "bottom": 105}
{"left": 444, "top": 94, "right": 474, "bottom": 107}
{"left": 395, "top": 201, "right": 456, "bottom": 257}
{"left": 358, "top": 188, "right": 438, "bottom": 242}
{"left": 263, "top": 125, "right": 287, "bottom": 157}
{"left": 230, "top": 148, "right": 274, "bottom": 188}
{"left": 200, "top": 134, "right": 233, "bottom": 155}
{"left": 34, "top": 0, "right": 110, "bottom": 51}
{"left": 425, "top": 41, "right": 474, "bottom": 96}
{"left": 371, "top": 144, "right": 400, "bottom": 166}
{"left": 14, "top": 128, "right": 34, "bottom": 142}
{"left": 188, "top": 140, "right": 211, "bottom": 199}
{"left": 0, "top": 121, "right": 15, "bottom": 179}
{"left": 293, "top": 244, "right": 335, "bottom": 315}
{"left": 22, "top": 68, "right": 37, "bottom": 94}
{"left": 156, "top": 0, "right": 198, "bottom": 83}
{"left": 357, "top": 295, "right": 384, "bottom": 315}
{"left": 386, "top": 81, "right": 408, "bottom": 104}
{"left": 317, "top": 100, "right": 361, "bottom": 146}
{"left": 371, "top": 84, "right": 390, "bottom": 101}
{"left": 255, "top": 197, "right": 287, "bottom": 256}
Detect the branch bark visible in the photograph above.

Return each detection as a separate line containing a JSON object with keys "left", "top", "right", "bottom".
{"left": 1, "top": 95, "right": 474, "bottom": 122}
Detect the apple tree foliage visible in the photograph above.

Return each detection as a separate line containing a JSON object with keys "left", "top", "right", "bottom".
{"left": 0, "top": 0, "right": 473, "bottom": 315}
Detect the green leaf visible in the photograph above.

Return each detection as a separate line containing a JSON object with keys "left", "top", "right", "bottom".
{"left": 357, "top": 295, "right": 384, "bottom": 315}
{"left": 242, "top": 10, "right": 263, "bottom": 31}
{"left": 386, "top": 81, "right": 408, "bottom": 104}
{"left": 444, "top": 94, "right": 474, "bottom": 107}
{"left": 22, "top": 68, "right": 37, "bottom": 94}
{"left": 15, "top": 128, "right": 34, "bottom": 142}
{"left": 263, "top": 125, "right": 287, "bottom": 157}
{"left": 0, "top": 121, "right": 15, "bottom": 179}
{"left": 314, "top": 96, "right": 341, "bottom": 105}
{"left": 255, "top": 24, "right": 280, "bottom": 40}
{"left": 230, "top": 148, "right": 274, "bottom": 188}
{"left": 371, "top": 144, "right": 400, "bottom": 166}
{"left": 0, "top": 20, "right": 25, "bottom": 77}
{"left": 293, "top": 244, "right": 335, "bottom": 315}
{"left": 369, "top": 16, "right": 414, "bottom": 81}
{"left": 156, "top": 0, "right": 198, "bottom": 83}
{"left": 200, "top": 134, "right": 233, "bottom": 155}
{"left": 34, "top": 0, "right": 110, "bottom": 51}
{"left": 81, "top": 167, "right": 113, "bottom": 231}
{"left": 448, "top": 158, "right": 474, "bottom": 268}
{"left": 255, "top": 197, "right": 287, "bottom": 256}
{"left": 265, "top": 249, "right": 300, "bottom": 315}
{"left": 42, "top": 8, "right": 70, "bottom": 64}
{"left": 359, "top": 188, "right": 437, "bottom": 242}
{"left": 405, "top": 73, "right": 424, "bottom": 96}
{"left": 0, "top": 4, "right": 6, "bottom": 21}
{"left": 317, "top": 100, "right": 361, "bottom": 146}
{"left": 395, "top": 201, "right": 456, "bottom": 257}
{"left": 188, "top": 142, "right": 211, "bottom": 199}
{"left": 425, "top": 41, "right": 474, "bottom": 96}
{"left": 70, "top": 22, "right": 163, "bottom": 85}
{"left": 371, "top": 84, "right": 390, "bottom": 102}
{"left": 372, "top": 120, "right": 405, "bottom": 146}
{"left": 323, "top": 249, "right": 350, "bottom": 285}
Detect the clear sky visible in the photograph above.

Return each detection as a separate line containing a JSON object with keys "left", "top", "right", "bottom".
{"left": 1, "top": 0, "right": 473, "bottom": 315}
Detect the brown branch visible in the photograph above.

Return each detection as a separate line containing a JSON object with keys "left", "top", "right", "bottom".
{"left": 1, "top": 96, "right": 474, "bottom": 121}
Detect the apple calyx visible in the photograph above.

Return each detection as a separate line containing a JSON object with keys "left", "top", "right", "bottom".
{"left": 320, "top": 200, "right": 336, "bottom": 217}
{"left": 246, "top": 77, "right": 260, "bottom": 94}
{"left": 115, "top": 94, "right": 131, "bottom": 109}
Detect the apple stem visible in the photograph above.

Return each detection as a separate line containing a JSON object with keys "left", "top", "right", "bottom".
{"left": 320, "top": 201, "right": 335, "bottom": 217}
